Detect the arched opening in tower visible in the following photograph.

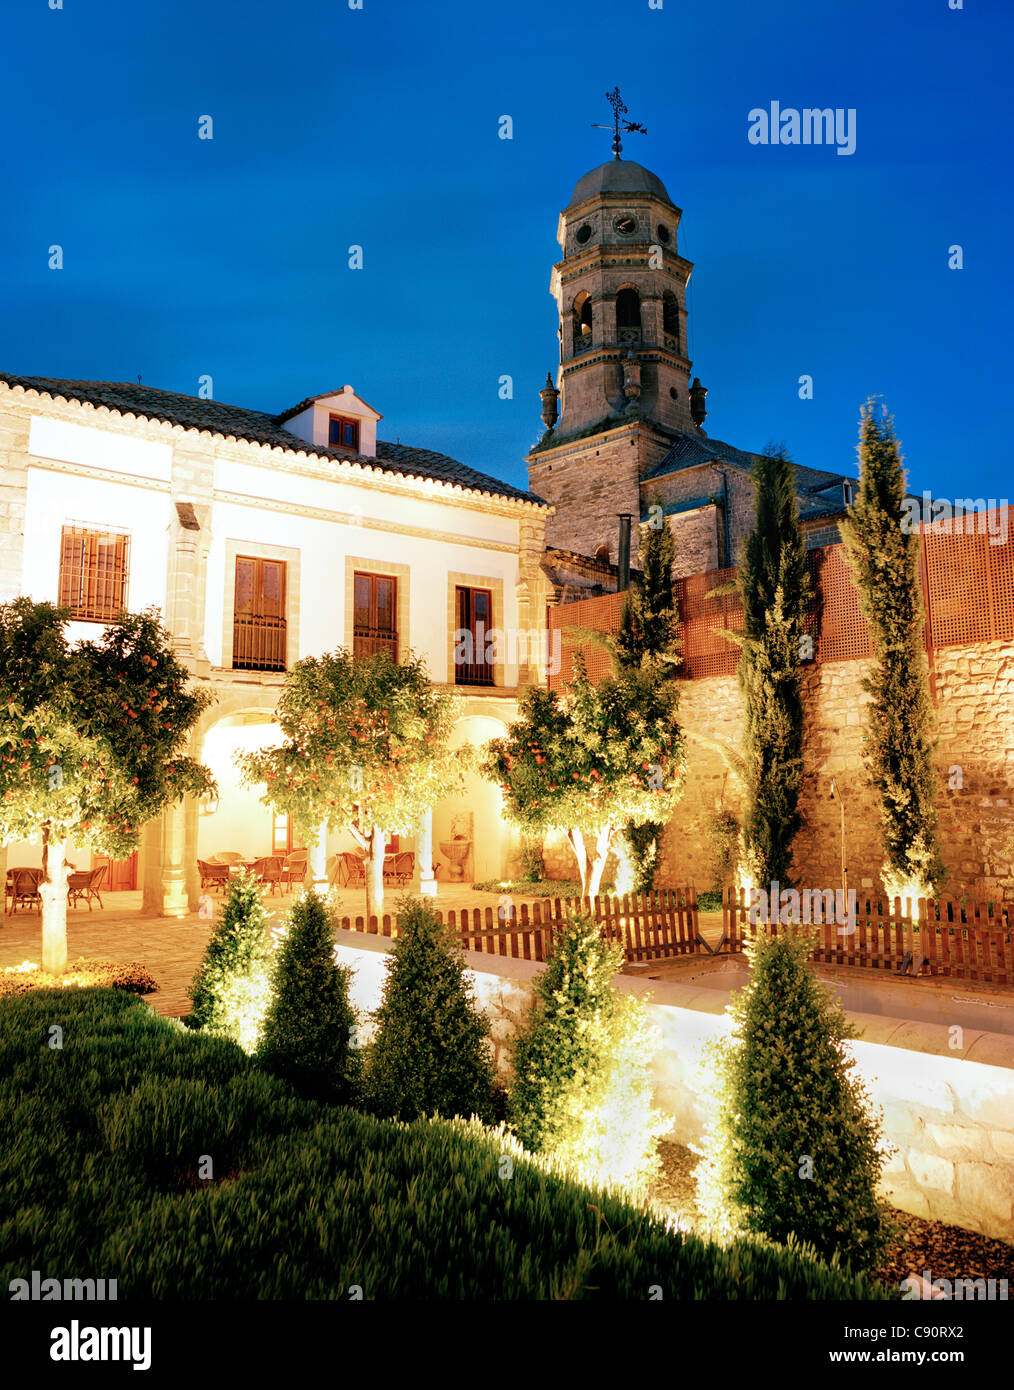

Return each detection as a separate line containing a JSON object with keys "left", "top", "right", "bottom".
{"left": 663, "top": 292, "right": 680, "bottom": 352}
{"left": 616, "top": 287, "right": 642, "bottom": 344}
{"left": 572, "top": 292, "right": 593, "bottom": 354}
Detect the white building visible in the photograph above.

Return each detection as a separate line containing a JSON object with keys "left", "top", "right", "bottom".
{"left": 0, "top": 371, "right": 553, "bottom": 912}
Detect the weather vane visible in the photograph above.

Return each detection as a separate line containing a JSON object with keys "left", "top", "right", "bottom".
{"left": 591, "top": 87, "right": 646, "bottom": 160}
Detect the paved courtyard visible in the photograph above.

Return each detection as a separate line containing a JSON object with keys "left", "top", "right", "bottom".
{"left": 0, "top": 884, "right": 528, "bottom": 1019}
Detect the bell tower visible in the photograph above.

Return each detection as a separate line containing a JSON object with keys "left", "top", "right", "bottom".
{"left": 527, "top": 102, "right": 707, "bottom": 563}
{"left": 550, "top": 154, "right": 695, "bottom": 437}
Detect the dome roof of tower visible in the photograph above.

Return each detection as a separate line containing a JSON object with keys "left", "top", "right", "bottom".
{"left": 567, "top": 159, "right": 673, "bottom": 208}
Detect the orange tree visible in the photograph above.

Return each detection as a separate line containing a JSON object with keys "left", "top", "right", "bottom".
{"left": 0, "top": 599, "right": 214, "bottom": 974}
{"left": 239, "top": 649, "right": 467, "bottom": 918}
{"left": 483, "top": 659, "right": 686, "bottom": 898}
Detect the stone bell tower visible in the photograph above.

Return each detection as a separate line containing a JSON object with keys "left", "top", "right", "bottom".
{"left": 527, "top": 108, "right": 708, "bottom": 564}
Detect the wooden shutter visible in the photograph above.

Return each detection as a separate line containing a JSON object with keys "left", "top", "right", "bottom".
{"left": 233, "top": 556, "right": 287, "bottom": 670}
{"left": 353, "top": 572, "right": 397, "bottom": 660}
{"left": 58, "top": 526, "right": 129, "bottom": 621}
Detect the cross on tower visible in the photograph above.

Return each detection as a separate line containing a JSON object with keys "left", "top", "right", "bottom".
{"left": 590, "top": 87, "right": 647, "bottom": 160}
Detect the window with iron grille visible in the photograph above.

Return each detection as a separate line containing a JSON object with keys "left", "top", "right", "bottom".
{"left": 233, "top": 556, "right": 287, "bottom": 671}
{"left": 353, "top": 572, "right": 397, "bottom": 660}
{"left": 58, "top": 526, "right": 130, "bottom": 622}
{"left": 455, "top": 586, "right": 494, "bottom": 686}
{"left": 329, "top": 415, "right": 360, "bottom": 451}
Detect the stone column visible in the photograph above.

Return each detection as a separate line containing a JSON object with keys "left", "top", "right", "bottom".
{"left": 415, "top": 807, "right": 437, "bottom": 897}
{"left": 156, "top": 801, "right": 189, "bottom": 918}
{"left": 310, "top": 822, "right": 329, "bottom": 892}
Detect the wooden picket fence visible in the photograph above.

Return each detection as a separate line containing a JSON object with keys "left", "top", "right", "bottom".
{"left": 721, "top": 888, "right": 1014, "bottom": 986}
{"left": 335, "top": 887, "right": 706, "bottom": 964}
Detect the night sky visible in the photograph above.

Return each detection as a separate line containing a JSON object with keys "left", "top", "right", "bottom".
{"left": 2, "top": 0, "right": 1010, "bottom": 501}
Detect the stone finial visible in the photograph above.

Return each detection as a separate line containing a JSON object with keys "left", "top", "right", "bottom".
{"left": 539, "top": 372, "right": 560, "bottom": 431}
{"left": 690, "top": 377, "right": 708, "bottom": 429}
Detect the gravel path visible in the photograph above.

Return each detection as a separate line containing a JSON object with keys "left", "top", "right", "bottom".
{"left": 652, "top": 1140, "right": 1014, "bottom": 1293}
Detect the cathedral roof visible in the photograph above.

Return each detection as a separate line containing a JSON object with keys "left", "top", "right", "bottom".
{"left": 0, "top": 371, "right": 547, "bottom": 508}
{"left": 568, "top": 159, "right": 673, "bottom": 208}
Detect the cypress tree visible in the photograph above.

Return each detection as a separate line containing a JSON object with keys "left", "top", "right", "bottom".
{"left": 839, "top": 401, "right": 944, "bottom": 899}
{"left": 365, "top": 897, "right": 497, "bottom": 1122}
{"left": 737, "top": 446, "right": 811, "bottom": 889}
{"left": 615, "top": 509, "right": 680, "bottom": 893}
{"left": 258, "top": 890, "right": 361, "bottom": 1103}
{"left": 187, "top": 870, "right": 273, "bottom": 1050}
{"left": 696, "top": 928, "right": 889, "bottom": 1270}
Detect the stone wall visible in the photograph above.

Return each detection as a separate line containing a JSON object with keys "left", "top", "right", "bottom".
{"left": 333, "top": 931, "right": 1014, "bottom": 1239}
{"left": 649, "top": 641, "right": 1014, "bottom": 902}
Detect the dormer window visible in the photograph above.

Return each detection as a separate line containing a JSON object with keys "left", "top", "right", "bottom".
{"left": 329, "top": 415, "right": 360, "bottom": 451}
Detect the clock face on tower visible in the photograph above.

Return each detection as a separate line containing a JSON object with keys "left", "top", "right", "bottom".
{"left": 614, "top": 214, "right": 637, "bottom": 236}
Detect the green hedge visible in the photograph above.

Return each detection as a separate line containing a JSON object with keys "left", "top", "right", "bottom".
{"left": 0, "top": 989, "right": 889, "bottom": 1300}
{"left": 471, "top": 878, "right": 615, "bottom": 899}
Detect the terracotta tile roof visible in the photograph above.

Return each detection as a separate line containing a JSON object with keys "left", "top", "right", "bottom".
{"left": 0, "top": 371, "right": 547, "bottom": 508}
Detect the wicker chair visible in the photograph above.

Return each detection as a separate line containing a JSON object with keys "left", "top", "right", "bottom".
{"left": 333, "top": 851, "right": 366, "bottom": 889}
{"left": 383, "top": 851, "right": 415, "bottom": 887}
{"left": 198, "top": 859, "right": 231, "bottom": 892}
{"left": 281, "top": 850, "right": 309, "bottom": 893}
{"left": 249, "top": 856, "right": 283, "bottom": 894}
{"left": 67, "top": 864, "right": 107, "bottom": 911}
{"left": 6, "top": 867, "right": 42, "bottom": 914}
{"left": 210, "top": 851, "right": 244, "bottom": 866}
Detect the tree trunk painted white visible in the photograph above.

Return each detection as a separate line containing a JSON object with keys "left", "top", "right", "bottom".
{"left": 40, "top": 827, "right": 70, "bottom": 976}
{"left": 586, "top": 828, "right": 613, "bottom": 900}
{"left": 415, "top": 807, "right": 437, "bottom": 897}
{"left": 364, "top": 825, "right": 386, "bottom": 922}
{"left": 567, "top": 826, "right": 613, "bottom": 901}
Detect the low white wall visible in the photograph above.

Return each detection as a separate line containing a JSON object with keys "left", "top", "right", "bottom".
{"left": 334, "top": 930, "right": 1014, "bottom": 1240}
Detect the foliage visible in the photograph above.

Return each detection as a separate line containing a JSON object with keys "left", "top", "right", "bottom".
{"left": 471, "top": 878, "right": 615, "bottom": 898}
{"left": 615, "top": 505, "right": 682, "bottom": 894}
{"left": 621, "top": 821, "right": 660, "bottom": 895}
{"left": 0, "top": 989, "right": 886, "bottom": 1299}
{"left": 0, "top": 600, "right": 214, "bottom": 972}
{"left": 518, "top": 834, "right": 545, "bottom": 883}
{"left": 839, "top": 401, "right": 944, "bottom": 898}
{"left": 0, "top": 600, "right": 213, "bottom": 859}
{"left": 736, "top": 447, "right": 811, "bottom": 888}
{"left": 615, "top": 507, "right": 680, "bottom": 671}
{"left": 258, "top": 890, "right": 361, "bottom": 1104}
{"left": 240, "top": 648, "right": 466, "bottom": 912}
{"left": 703, "top": 810, "right": 740, "bottom": 893}
{"left": 483, "top": 658, "right": 686, "bottom": 897}
{"left": 696, "top": 928, "right": 891, "bottom": 1270}
{"left": 365, "top": 897, "right": 497, "bottom": 1123}
{"left": 0, "top": 958, "right": 157, "bottom": 998}
{"left": 187, "top": 871, "right": 273, "bottom": 1052}
{"left": 508, "top": 918, "right": 668, "bottom": 1195}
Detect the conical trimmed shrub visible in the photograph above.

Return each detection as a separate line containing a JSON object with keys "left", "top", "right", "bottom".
{"left": 696, "top": 928, "right": 890, "bottom": 1270}
{"left": 508, "top": 917, "right": 667, "bottom": 1195}
{"left": 365, "top": 897, "right": 496, "bottom": 1122}
{"left": 257, "top": 890, "right": 361, "bottom": 1103}
{"left": 187, "top": 871, "right": 273, "bottom": 1051}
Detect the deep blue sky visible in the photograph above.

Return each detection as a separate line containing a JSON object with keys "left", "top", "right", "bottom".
{"left": 2, "top": 0, "right": 1010, "bottom": 500}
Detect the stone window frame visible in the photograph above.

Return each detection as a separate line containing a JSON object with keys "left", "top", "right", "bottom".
{"left": 446, "top": 571, "right": 506, "bottom": 687}
{"left": 222, "top": 537, "right": 301, "bottom": 672}
{"left": 344, "top": 556, "right": 411, "bottom": 661}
